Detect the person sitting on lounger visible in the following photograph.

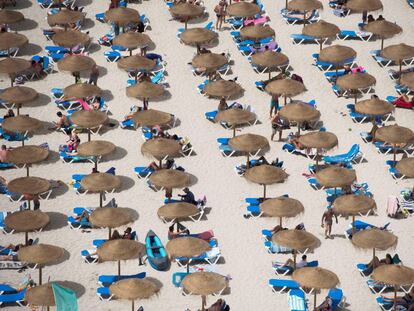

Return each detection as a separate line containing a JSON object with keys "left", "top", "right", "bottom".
{"left": 367, "top": 14, "right": 375, "bottom": 23}
{"left": 168, "top": 223, "right": 190, "bottom": 240}
{"left": 376, "top": 15, "right": 385, "bottom": 21}
{"left": 75, "top": 210, "right": 90, "bottom": 223}
{"left": 110, "top": 230, "right": 122, "bottom": 240}
{"left": 284, "top": 254, "right": 308, "bottom": 269}
{"left": 178, "top": 187, "right": 196, "bottom": 205}
{"left": 381, "top": 289, "right": 414, "bottom": 309}
{"left": 3, "top": 109, "right": 14, "bottom": 119}
{"left": 218, "top": 97, "right": 228, "bottom": 111}
{"left": 366, "top": 253, "right": 393, "bottom": 271}
{"left": 343, "top": 64, "right": 352, "bottom": 75}
{"left": 122, "top": 227, "right": 133, "bottom": 239}
{"left": 315, "top": 295, "right": 333, "bottom": 311}
{"left": 206, "top": 299, "right": 230, "bottom": 311}
{"left": 66, "top": 130, "right": 80, "bottom": 153}
{"left": 54, "top": 112, "right": 71, "bottom": 134}
{"left": 270, "top": 225, "right": 287, "bottom": 234}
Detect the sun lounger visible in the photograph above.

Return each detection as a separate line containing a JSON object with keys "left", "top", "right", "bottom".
{"left": 367, "top": 279, "right": 393, "bottom": 295}
{"left": 337, "top": 30, "right": 372, "bottom": 41}
{"left": 0, "top": 288, "right": 26, "bottom": 307}
{"left": 98, "top": 272, "right": 146, "bottom": 287}
{"left": 345, "top": 221, "right": 390, "bottom": 239}
{"left": 0, "top": 284, "right": 18, "bottom": 294}
{"left": 268, "top": 279, "right": 300, "bottom": 293}
{"left": 176, "top": 247, "right": 221, "bottom": 267}
{"left": 313, "top": 53, "right": 355, "bottom": 72}
{"left": 281, "top": 9, "right": 319, "bottom": 25}
{"left": 323, "top": 144, "right": 365, "bottom": 165}
{"left": 288, "top": 289, "right": 308, "bottom": 311}
{"left": 81, "top": 249, "right": 98, "bottom": 263}
{"left": 329, "top": 288, "right": 345, "bottom": 309}
{"left": 0, "top": 260, "right": 25, "bottom": 270}
{"left": 356, "top": 263, "right": 372, "bottom": 277}
{"left": 172, "top": 272, "right": 191, "bottom": 288}
{"left": 290, "top": 34, "right": 325, "bottom": 45}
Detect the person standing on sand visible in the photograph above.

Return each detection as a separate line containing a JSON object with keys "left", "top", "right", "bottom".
{"left": 321, "top": 208, "right": 338, "bottom": 239}
{"left": 214, "top": 0, "right": 227, "bottom": 31}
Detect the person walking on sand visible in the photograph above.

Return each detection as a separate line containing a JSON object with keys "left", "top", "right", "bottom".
{"left": 321, "top": 207, "right": 338, "bottom": 239}
{"left": 214, "top": 0, "right": 227, "bottom": 31}
{"left": 270, "top": 112, "right": 284, "bottom": 141}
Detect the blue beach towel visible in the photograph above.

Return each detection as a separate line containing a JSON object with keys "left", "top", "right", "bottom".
{"left": 52, "top": 283, "right": 78, "bottom": 311}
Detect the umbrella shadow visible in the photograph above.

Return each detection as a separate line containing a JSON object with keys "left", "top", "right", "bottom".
{"left": 152, "top": 90, "right": 172, "bottom": 103}
{"left": 105, "top": 146, "right": 128, "bottom": 162}
{"left": 189, "top": 13, "right": 209, "bottom": 25}
{"left": 101, "top": 118, "right": 119, "bottom": 134}
{"left": 97, "top": 64, "right": 108, "bottom": 78}
{"left": 102, "top": 89, "right": 114, "bottom": 101}
{"left": 49, "top": 181, "right": 69, "bottom": 199}
{"left": 199, "top": 206, "right": 212, "bottom": 221}
{"left": 187, "top": 173, "right": 198, "bottom": 188}
{"left": 87, "top": 42, "right": 101, "bottom": 54}
{"left": 29, "top": 93, "right": 51, "bottom": 109}
{"left": 15, "top": 0, "right": 32, "bottom": 9}
{"left": 13, "top": 18, "right": 38, "bottom": 31}
{"left": 38, "top": 121, "right": 58, "bottom": 136}
{"left": 20, "top": 43, "right": 43, "bottom": 56}
{"left": 117, "top": 175, "right": 136, "bottom": 192}
{"left": 43, "top": 150, "right": 60, "bottom": 165}
{"left": 81, "top": 18, "right": 95, "bottom": 30}
{"left": 147, "top": 41, "right": 157, "bottom": 52}
{"left": 146, "top": 277, "right": 163, "bottom": 290}
{"left": 45, "top": 212, "right": 68, "bottom": 231}
{"left": 53, "top": 280, "right": 86, "bottom": 298}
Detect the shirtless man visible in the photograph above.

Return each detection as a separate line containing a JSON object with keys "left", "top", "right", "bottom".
{"left": 321, "top": 208, "right": 338, "bottom": 239}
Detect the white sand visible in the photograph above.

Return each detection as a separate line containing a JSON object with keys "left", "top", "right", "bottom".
{"left": 1, "top": 0, "right": 414, "bottom": 310}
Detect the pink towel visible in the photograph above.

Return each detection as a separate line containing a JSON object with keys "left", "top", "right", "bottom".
{"left": 78, "top": 98, "right": 91, "bottom": 111}
{"left": 387, "top": 195, "right": 399, "bottom": 217}
{"left": 351, "top": 66, "right": 365, "bottom": 73}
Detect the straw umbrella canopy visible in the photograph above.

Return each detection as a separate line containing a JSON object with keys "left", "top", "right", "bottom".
{"left": 113, "top": 32, "right": 153, "bottom": 55}
{"left": 8, "top": 177, "right": 50, "bottom": 198}
{"left": 182, "top": 272, "right": 228, "bottom": 311}
{"left": 319, "top": 45, "right": 356, "bottom": 75}
{"left": 352, "top": 229, "right": 397, "bottom": 261}
{"left": 24, "top": 282, "right": 57, "bottom": 308}
{"left": 18, "top": 244, "right": 65, "bottom": 285}
{"left": 372, "top": 265, "right": 414, "bottom": 311}
{"left": 6, "top": 145, "right": 49, "bottom": 176}
{"left": 2, "top": 115, "right": 42, "bottom": 134}
{"left": 90, "top": 207, "right": 133, "bottom": 239}
{"left": 244, "top": 165, "right": 288, "bottom": 199}
{"left": 345, "top": 0, "right": 383, "bottom": 13}
{"left": 104, "top": 7, "right": 140, "bottom": 26}
{"left": 292, "top": 267, "right": 339, "bottom": 310}
{"left": 215, "top": 109, "right": 256, "bottom": 137}
{"left": 240, "top": 25, "right": 275, "bottom": 41}
{"left": 0, "top": 9, "right": 24, "bottom": 25}
{"left": 395, "top": 158, "right": 414, "bottom": 178}
{"left": 52, "top": 30, "right": 90, "bottom": 49}
{"left": 265, "top": 79, "right": 306, "bottom": 105}
{"left": 287, "top": 0, "right": 323, "bottom": 26}
{"left": 192, "top": 53, "right": 228, "bottom": 76}
{"left": 363, "top": 20, "right": 402, "bottom": 50}
{"left": 297, "top": 131, "right": 338, "bottom": 165}
{"left": 81, "top": 173, "right": 121, "bottom": 207}
{"left": 0, "top": 86, "right": 38, "bottom": 115}
{"left": 130, "top": 109, "right": 173, "bottom": 128}
{"left": 141, "top": 138, "right": 182, "bottom": 163}
{"left": 166, "top": 237, "right": 211, "bottom": 272}
{"left": 204, "top": 80, "right": 243, "bottom": 99}
{"left": 0, "top": 57, "right": 31, "bottom": 86}
{"left": 149, "top": 169, "right": 192, "bottom": 197}
{"left": 261, "top": 196, "right": 304, "bottom": 226}
{"left": 118, "top": 55, "right": 156, "bottom": 80}
{"left": 169, "top": 3, "right": 204, "bottom": 29}
{"left": 302, "top": 20, "right": 340, "bottom": 51}
{"left": 70, "top": 110, "right": 108, "bottom": 141}
{"left": 47, "top": 9, "right": 84, "bottom": 29}
{"left": 57, "top": 55, "right": 95, "bottom": 79}
{"left": 271, "top": 230, "right": 319, "bottom": 269}
{"left": 77, "top": 140, "right": 116, "bottom": 170}
{"left": 333, "top": 194, "right": 376, "bottom": 234}
{"left": 63, "top": 83, "right": 102, "bottom": 100}
{"left": 279, "top": 102, "right": 320, "bottom": 135}
{"left": 336, "top": 72, "right": 376, "bottom": 104}
{"left": 5, "top": 210, "right": 49, "bottom": 244}
{"left": 381, "top": 44, "right": 414, "bottom": 80}
{"left": 97, "top": 239, "right": 145, "bottom": 275}
{"left": 355, "top": 98, "right": 394, "bottom": 117}
{"left": 229, "top": 133, "right": 269, "bottom": 167}
{"left": 400, "top": 72, "right": 414, "bottom": 91}
{"left": 110, "top": 278, "right": 159, "bottom": 311}
{"left": 375, "top": 125, "right": 414, "bottom": 162}
{"left": 315, "top": 166, "right": 356, "bottom": 189}
{"left": 251, "top": 50, "right": 289, "bottom": 78}
{"left": 126, "top": 81, "right": 165, "bottom": 108}
{"left": 0, "top": 32, "right": 28, "bottom": 52}
{"left": 226, "top": 2, "right": 260, "bottom": 18}
{"left": 157, "top": 202, "right": 199, "bottom": 223}
{"left": 180, "top": 28, "right": 217, "bottom": 47}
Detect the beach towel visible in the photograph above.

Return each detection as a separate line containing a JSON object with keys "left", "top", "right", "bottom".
{"left": 386, "top": 195, "right": 399, "bottom": 217}
{"left": 52, "top": 283, "right": 78, "bottom": 311}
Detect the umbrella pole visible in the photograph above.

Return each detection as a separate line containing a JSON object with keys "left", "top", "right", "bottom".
{"left": 25, "top": 232, "right": 28, "bottom": 245}
{"left": 373, "top": 248, "right": 376, "bottom": 262}
{"left": 355, "top": 93, "right": 357, "bottom": 105}
{"left": 233, "top": 126, "right": 236, "bottom": 138}
{"left": 17, "top": 105, "right": 20, "bottom": 116}
{"left": 284, "top": 95, "right": 287, "bottom": 106}
{"left": 185, "top": 20, "right": 188, "bottom": 30}
{"left": 118, "top": 260, "right": 121, "bottom": 276}
{"left": 297, "top": 123, "right": 301, "bottom": 136}
{"left": 393, "top": 287, "right": 397, "bottom": 311}
{"left": 132, "top": 300, "right": 134, "bottom": 311}
{"left": 393, "top": 147, "right": 396, "bottom": 163}
{"left": 263, "top": 184, "right": 266, "bottom": 199}
{"left": 21, "top": 139, "right": 25, "bottom": 147}
{"left": 313, "top": 291, "right": 317, "bottom": 310}
{"left": 39, "top": 266, "right": 42, "bottom": 285}
{"left": 109, "top": 228, "right": 112, "bottom": 239}
{"left": 398, "top": 61, "right": 402, "bottom": 84}
{"left": 26, "top": 166, "right": 30, "bottom": 177}
{"left": 246, "top": 155, "right": 250, "bottom": 169}
{"left": 279, "top": 217, "right": 282, "bottom": 227}
{"left": 201, "top": 295, "right": 206, "bottom": 311}
{"left": 187, "top": 262, "right": 190, "bottom": 273}
{"left": 95, "top": 160, "right": 98, "bottom": 172}
{"left": 268, "top": 71, "right": 271, "bottom": 80}
{"left": 99, "top": 192, "right": 103, "bottom": 207}
{"left": 88, "top": 129, "right": 91, "bottom": 142}
{"left": 352, "top": 215, "right": 355, "bottom": 236}
{"left": 319, "top": 41, "right": 322, "bottom": 52}
{"left": 381, "top": 38, "right": 384, "bottom": 51}
{"left": 285, "top": 0, "right": 287, "bottom": 9}
{"left": 293, "top": 250, "right": 297, "bottom": 270}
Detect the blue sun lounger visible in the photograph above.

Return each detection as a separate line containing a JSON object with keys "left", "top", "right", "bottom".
{"left": 329, "top": 288, "right": 344, "bottom": 309}
{"left": 268, "top": 279, "right": 300, "bottom": 293}
{"left": 0, "top": 288, "right": 26, "bottom": 307}
{"left": 290, "top": 34, "right": 320, "bottom": 45}
{"left": 337, "top": 30, "right": 372, "bottom": 41}
{"left": 323, "top": 144, "right": 365, "bottom": 165}
{"left": 172, "top": 272, "right": 191, "bottom": 288}
{"left": 98, "top": 272, "right": 146, "bottom": 287}
{"left": 0, "top": 284, "right": 18, "bottom": 294}
{"left": 288, "top": 289, "right": 308, "bottom": 311}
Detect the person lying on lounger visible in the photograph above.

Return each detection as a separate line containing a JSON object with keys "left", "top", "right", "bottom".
{"left": 315, "top": 296, "right": 333, "bottom": 311}
{"left": 283, "top": 254, "right": 308, "bottom": 269}
{"left": 75, "top": 210, "right": 90, "bottom": 223}
{"left": 283, "top": 10, "right": 314, "bottom": 20}
{"left": 206, "top": 298, "right": 230, "bottom": 311}
{"left": 366, "top": 253, "right": 393, "bottom": 271}
{"left": 168, "top": 223, "right": 190, "bottom": 240}
{"left": 393, "top": 95, "right": 414, "bottom": 108}
{"left": 381, "top": 289, "right": 414, "bottom": 309}
{"left": 3, "top": 239, "right": 33, "bottom": 252}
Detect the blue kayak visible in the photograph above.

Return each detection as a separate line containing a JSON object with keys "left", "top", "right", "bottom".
{"left": 145, "top": 230, "right": 170, "bottom": 271}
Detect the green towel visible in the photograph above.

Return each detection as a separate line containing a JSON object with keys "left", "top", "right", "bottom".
{"left": 51, "top": 283, "right": 78, "bottom": 311}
